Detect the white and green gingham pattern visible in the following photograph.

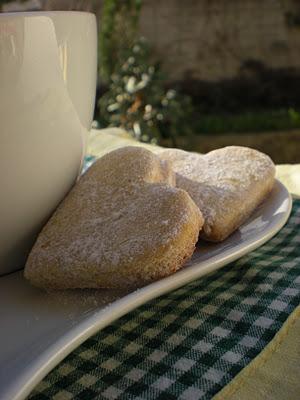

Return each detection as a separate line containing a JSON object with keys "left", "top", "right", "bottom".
{"left": 28, "top": 200, "right": 300, "bottom": 400}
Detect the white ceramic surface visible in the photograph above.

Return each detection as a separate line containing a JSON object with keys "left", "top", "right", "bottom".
{"left": 0, "top": 180, "right": 292, "bottom": 400}
{"left": 0, "top": 12, "right": 97, "bottom": 275}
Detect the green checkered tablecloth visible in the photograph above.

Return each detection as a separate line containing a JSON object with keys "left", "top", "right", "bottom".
{"left": 29, "top": 200, "right": 300, "bottom": 400}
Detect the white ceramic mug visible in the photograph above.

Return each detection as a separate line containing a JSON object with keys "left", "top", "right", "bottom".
{"left": 0, "top": 11, "right": 97, "bottom": 275}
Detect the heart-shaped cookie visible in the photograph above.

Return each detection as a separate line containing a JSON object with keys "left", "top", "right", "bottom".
{"left": 24, "top": 146, "right": 203, "bottom": 289}
{"left": 159, "top": 146, "right": 275, "bottom": 242}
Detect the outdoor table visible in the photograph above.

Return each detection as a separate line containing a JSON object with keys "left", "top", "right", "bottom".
{"left": 28, "top": 129, "right": 300, "bottom": 400}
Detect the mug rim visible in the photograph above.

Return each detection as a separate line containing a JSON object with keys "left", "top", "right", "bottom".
{"left": 0, "top": 11, "right": 96, "bottom": 18}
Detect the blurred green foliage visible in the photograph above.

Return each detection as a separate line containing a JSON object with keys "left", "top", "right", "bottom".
{"left": 192, "top": 108, "right": 300, "bottom": 135}
{"left": 99, "top": 0, "right": 142, "bottom": 83}
{"left": 98, "top": 0, "right": 194, "bottom": 145}
{"left": 98, "top": 37, "right": 194, "bottom": 145}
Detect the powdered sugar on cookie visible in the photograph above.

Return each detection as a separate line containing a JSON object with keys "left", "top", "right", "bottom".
{"left": 25, "top": 147, "right": 203, "bottom": 289}
{"left": 159, "top": 146, "right": 275, "bottom": 241}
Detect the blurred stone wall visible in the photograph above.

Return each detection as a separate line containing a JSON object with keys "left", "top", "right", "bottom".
{"left": 139, "top": 0, "right": 300, "bottom": 81}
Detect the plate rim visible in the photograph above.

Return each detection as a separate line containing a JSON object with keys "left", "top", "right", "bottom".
{"left": 2, "top": 180, "right": 293, "bottom": 400}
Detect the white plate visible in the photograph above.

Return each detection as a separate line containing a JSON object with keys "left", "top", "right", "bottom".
{"left": 0, "top": 180, "right": 292, "bottom": 400}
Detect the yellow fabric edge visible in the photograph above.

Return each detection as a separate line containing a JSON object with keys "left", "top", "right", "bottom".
{"left": 213, "top": 305, "right": 300, "bottom": 400}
